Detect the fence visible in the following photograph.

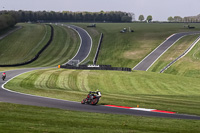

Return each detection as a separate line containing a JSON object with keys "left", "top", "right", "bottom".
{"left": 60, "top": 64, "right": 131, "bottom": 72}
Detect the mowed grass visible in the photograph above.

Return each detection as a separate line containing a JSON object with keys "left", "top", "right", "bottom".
{"left": 0, "top": 23, "right": 80, "bottom": 67}
{"left": 26, "top": 24, "right": 80, "bottom": 67}
{"left": 5, "top": 68, "right": 200, "bottom": 115}
{"left": 0, "top": 25, "right": 19, "bottom": 36}
{"left": 74, "top": 23, "right": 200, "bottom": 68}
{"left": 162, "top": 37, "right": 200, "bottom": 78}
{"left": 0, "top": 23, "right": 51, "bottom": 65}
{"left": 1, "top": 103, "right": 200, "bottom": 133}
{"left": 1, "top": 23, "right": 200, "bottom": 132}
{"left": 149, "top": 34, "right": 200, "bottom": 72}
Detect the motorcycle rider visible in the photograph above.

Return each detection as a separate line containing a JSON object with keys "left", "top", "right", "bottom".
{"left": 89, "top": 89, "right": 101, "bottom": 97}
{"left": 2, "top": 72, "right": 6, "bottom": 80}
{"left": 81, "top": 89, "right": 101, "bottom": 105}
{"left": 95, "top": 89, "right": 101, "bottom": 97}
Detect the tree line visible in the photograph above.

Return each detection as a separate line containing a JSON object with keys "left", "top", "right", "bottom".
{"left": 0, "top": 12, "right": 18, "bottom": 30}
{"left": 0, "top": 10, "right": 133, "bottom": 24}
{"left": 168, "top": 15, "right": 200, "bottom": 22}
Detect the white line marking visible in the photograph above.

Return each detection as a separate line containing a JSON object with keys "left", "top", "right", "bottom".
{"left": 132, "top": 34, "right": 176, "bottom": 70}
{"left": 1, "top": 68, "right": 80, "bottom": 104}
{"left": 160, "top": 35, "right": 200, "bottom": 73}
{"left": 133, "top": 32, "right": 200, "bottom": 71}
{"left": 146, "top": 34, "right": 186, "bottom": 71}
{"left": 63, "top": 25, "right": 82, "bottom": 65}
{"left": 63, "top": 24, "right": 93, "bottom": 65}
{"left": 130, "top": 108, "right": 155, "bottom": 111}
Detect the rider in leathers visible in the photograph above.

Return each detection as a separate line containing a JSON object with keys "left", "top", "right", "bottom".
{"left": 89, "top": 89, "right": 101, "bottom": 97}
{"left": 2, "top": 72, "right": 6, "bottom": 78}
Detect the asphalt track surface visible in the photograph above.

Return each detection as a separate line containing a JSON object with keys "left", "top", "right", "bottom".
{"left": 0, "top": 26, "right": 200, "bottom": 120}
{"left": 133, "top": 32, "right": 200, "bottom": 71}
{"left": 63, "top": 25, "right": 92, "bottom": 65}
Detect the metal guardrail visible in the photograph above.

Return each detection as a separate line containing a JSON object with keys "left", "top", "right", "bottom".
{"left": 60, "top": 64, "right": 131, "bottom": 72}
{"left": 93, "top": 33, "right": 103, "bottom": 65}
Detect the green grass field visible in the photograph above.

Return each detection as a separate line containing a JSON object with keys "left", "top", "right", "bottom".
{"left": 0, "top": 102, "right": 199, "bottom": 133}
{"left": 5, "top": 68, "right": 200, "bottom": 116}
{"left": 0, "top": 23, "right": 80, "bottom": 67}
{"left": 75, "top": 23, "right": 200, "bottom": 68}
{"left": 149, "top": 34, "right": 200, "bottom": 73}
{"left": 0, "top": 23, "right": 50, "bottom": 65}
{"left": 26, "top": 24, "right": 80, "bottom": 67}
{"left": 163, "top": 37, "right": 200, "bottom": 78}
{"left": 1, "top": 22, "right": 200, "bottom": 132}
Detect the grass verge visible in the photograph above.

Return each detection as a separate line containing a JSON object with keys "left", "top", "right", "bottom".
{"left": 149, "top": 34, "right": 200, "bottom": 72}
{"left": 162, "top": 36, "right": 200, "bottom": 78}
{"left": 5, "top": 68, "right": 200, "bottom": 115}
{"left": 73, "top": 23, "right": 200, "bottom": 68}
{"left": 0, "top": 102, "right": 199, "bottom": 133}
{"left": 0, "top": 23, "right": 50, "bottom": 65}
{"left": 26, "top": 24, "right": 80, "bottom": 67}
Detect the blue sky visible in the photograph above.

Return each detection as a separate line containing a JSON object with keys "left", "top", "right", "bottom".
{"left": 1, "top": 0, "right": 200, "bottom": 21}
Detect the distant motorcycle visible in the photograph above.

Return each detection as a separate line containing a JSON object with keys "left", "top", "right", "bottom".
{"left": 2, "top": 75, "right": 6, "bottom": 81}
{"left": 2, "top": 72, "right": 6, "bottom": 81}
{"left": 81, "top": 92, "right": 101, "bottom": 105}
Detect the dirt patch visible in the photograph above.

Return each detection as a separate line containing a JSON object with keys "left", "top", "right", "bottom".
{"left": 123, "top": 49, "right": 151, "bottom": 59}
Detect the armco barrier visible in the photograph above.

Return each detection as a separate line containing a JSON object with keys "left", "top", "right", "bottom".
{"left": 0, "top": 24, "right": 54, "bottom": 67}
{"left": 60, "top": 64, "right": 131, "bottom": 72}
{"left": 93, "top": 33, "right": 103, "bottom": 65}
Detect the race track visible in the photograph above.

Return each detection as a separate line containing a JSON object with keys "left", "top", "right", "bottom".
{"left": 63, "top": 25, "right": 92, "bottom": 65}
{"left": 0, "top": 25, "right": 200, "bottom": 120}
{"left": 1, "top": 68, "right": 200, "bottom": 120}
{"left": 133, "top": 32, "right": 200, "bottom": 71}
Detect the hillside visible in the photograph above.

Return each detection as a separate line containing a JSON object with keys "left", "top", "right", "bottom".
{"left": 0, "top": 23, "right": 80, "bottom": 67}
{"left": 75, "top": 23, "right": 200, "bottom": 69}
{"left": 0, "top": 23, "right": 51, "bottom": 65}
{"left": 1, "top": 22, "right": 200, "bottom": 132}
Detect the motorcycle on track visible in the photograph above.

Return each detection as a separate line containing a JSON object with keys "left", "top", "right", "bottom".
{"left": 81, "top": 91, "right": 101, "bottom": 105}
{"left": 2, "top": 73, "right": 6, "bottom": 81}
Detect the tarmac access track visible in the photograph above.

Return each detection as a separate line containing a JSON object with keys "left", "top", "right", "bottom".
{"left": 133, "top": 32, "right": 200, "bottom": 71}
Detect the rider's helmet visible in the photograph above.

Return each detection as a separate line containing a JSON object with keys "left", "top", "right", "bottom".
{"left": 96, "top": 89, "right": 99, "bottom": 92}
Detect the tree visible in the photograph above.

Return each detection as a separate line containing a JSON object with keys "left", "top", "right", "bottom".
{"left": 121, "top": 15, "right": 132, "bottom": 22}
{"left": 0, "top": 10, "right": 134, "bottom": 23}
{"left": 146, "top": 15, "right": 152, "bottom": 23}
{"left": 138, "top": 15, "right": 144, "bottom": 21}
{"left": 0, "top": 13, "right": 17, "bottom": 30}
{"left": 174, "top": 16, "right": 182, "bottom": 22}
{"left": 168, "top": 16, "right": 174, "bottom": 22}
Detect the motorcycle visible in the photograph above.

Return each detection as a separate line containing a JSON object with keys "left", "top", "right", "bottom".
{"left": 81, "top": 93, "right": 101, "bottom": 105}
{"left": 2, "top": 75, "right": 6, "bottom": 81}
